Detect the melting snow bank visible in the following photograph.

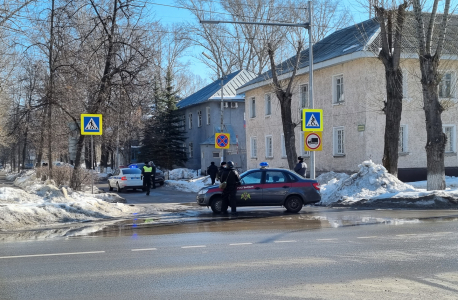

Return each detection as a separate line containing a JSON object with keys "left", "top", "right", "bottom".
{"left": 318, "top": 160, "right": 458, "bottom": 208}
{"left": 165, "top": 176, "right": 215, "bottom": 193}
{"left": 0, "top": 171, "right": 196, "bottom": 232}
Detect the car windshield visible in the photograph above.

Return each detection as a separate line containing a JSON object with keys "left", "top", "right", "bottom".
{"left": 121, "top": 169, "right": 141, "bottom": 174}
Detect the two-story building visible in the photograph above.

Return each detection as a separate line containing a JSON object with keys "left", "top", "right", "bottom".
{"left": 238, "top": 17, "right": 458, "bottom": 181}
{"left": 177, "top": 70, "right": 257, "bottom": 172}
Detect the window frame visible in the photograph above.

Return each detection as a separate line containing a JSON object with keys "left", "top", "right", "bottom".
{"left": 399, "top": 124, "right": 408, "bottom": 153}
{"left": 443, "top": 124, "right": 456, "bottom": 153}
{"left": 332, "top": 74, "right": 344, "bottom": 104}
{"left": 189, "top": 142, "right": 193, "bottom": 158}
{"left": 265, "top": 93, "right": 272, "bottom": 116}
{"left": 188, "top": 113, "right": 192, "bottom": 129}
{"left": 333, "top": 126, "right": 345, "bottom": 156}
{"left": 250, "top": 137, "right": 257, "bottom": 158}
{"left": 206, "top": 107, "right": 211, "bottom": 125}
{"left": 300, "top": 84, "right": 309, "bottom": 109}
{"left": 265, "top": 135, "right": 273, "bottom": 158}
{"left": 197, "top": 110, "right": 202, "bottom": 127}
{"left": 439, "top": 71, "right": 456, "bottom": 99}
{"left": 281, "top": 134, "right": 286, "bottom": 158}
{"left": 250, "top": 97, "right": 256, "bottom": 118}
{"left": 299, "top": 132, "right": 311, "bottom": 157}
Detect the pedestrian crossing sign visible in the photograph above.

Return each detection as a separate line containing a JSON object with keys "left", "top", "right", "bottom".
{"left": 302, "top": 109, "right": 323, "bottom": 131}
{"left": 81, "top": 114, "right": 103, "bottom": 135}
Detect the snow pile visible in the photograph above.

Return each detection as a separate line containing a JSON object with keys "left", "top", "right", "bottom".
{"left": 320, "top": 160, "right": 417, "bottom": 205}
{"left": 0, "top": 171, "right": 142, "bottom": 230}
{"left": 166, "top": 176, "right": 214, "bottom": 193}
{"left": 5, "top": 173, "right": 21, "bottom": 181}
{"left": 408, "top": 176, "right": 458, "bottom": 189}
{"left": 167, "top": 168, "right": 201, "bottom": 180}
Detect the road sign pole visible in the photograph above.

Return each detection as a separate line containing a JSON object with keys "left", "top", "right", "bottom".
{"left": 308, "top": 0, "right": 315, "bottom": 179}
{"left": 91, "top": 135, "right": 94, "bottom": 194}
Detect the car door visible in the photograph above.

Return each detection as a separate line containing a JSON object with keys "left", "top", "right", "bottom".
{"left": 236, "top": 170, "right": 264, "bottom": 206}
{"left": 109, "top": 169, "right": 120, "bottom": 186}
{"left": 262, "top": 170, "right": 291, "bottom": 204}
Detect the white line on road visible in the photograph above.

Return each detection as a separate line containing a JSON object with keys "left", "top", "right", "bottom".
{"left": 229, "top": 243, "right": 253, "bottom": 246}
{"left": 131, "top": 248, "right": 157, "bottom": 251}
{"left": 317, "top": 239, "right": 338, "bottom": 241}
{"left": 274, "top": 240, "right": 297, "bottom": 243}
{"left": 396, "top": 234, "right": 417, "bottom": 237}
{"left": 181, "top": 245, "right": 206, "bottom": 249}
{"left": 0, "top": 251, "right": 105, "bottom": 259}
{"left": 357, "top": 236, "right": 378, "bottom": 239}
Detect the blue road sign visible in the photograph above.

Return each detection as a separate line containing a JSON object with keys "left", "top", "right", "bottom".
{"left": 302, "top": 109, "right": 323, "bottom": 131}
{"left": 81, "top": 114, "right": 103, "bottom": 135}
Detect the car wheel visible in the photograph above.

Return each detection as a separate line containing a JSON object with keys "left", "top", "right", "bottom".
{"left": 116, "top": 183, "right": 124, "bottom": 193}
{"left": 108, "top": 182, "right": 113, "bottom": 191}
{"left": 210, "top": 196, "right": 224, "bottom": 214}
{"left": 284, "top": 195, "right": 303, "bottom": 213}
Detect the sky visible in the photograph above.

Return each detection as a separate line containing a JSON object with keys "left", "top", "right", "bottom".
{"left": 144, "top": 0, "right": 371, "bottom": 82}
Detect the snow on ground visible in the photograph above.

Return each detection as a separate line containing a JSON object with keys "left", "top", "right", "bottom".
{"left": 318, "top": 160, "right": 458, "bottom": 208}
{"left": 167, "top": 168, "right": 201, "bottom": 180}
{"left": 408, "top": 176, "right": 458, "bottom": 189}
{"left": 165, "top": 175, "right": 215, "bottom": 193}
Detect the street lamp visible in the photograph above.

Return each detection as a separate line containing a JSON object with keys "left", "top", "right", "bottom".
{"left": 202, "top": 52, "right": 225, "bottom": 162}
{"left": 200, "top": 0, "right": 316, "bottom": 178}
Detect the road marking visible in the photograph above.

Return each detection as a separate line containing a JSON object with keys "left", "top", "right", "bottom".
{"left": 229, "top": 243, "right": 253, "bottom": 246}
{"left": 0, "top": 251, "right": 105, "bottom": 259}
{"left": 357, "top": 236, "right": 378, "bottom": 239}
{"left": 396, "top": 234, "right": 417, "bottom": 237}
{"left": 131, "top": 248, "right": 157, "bottom": 251}
{"left": 181, "top": 245, "right": 206, "bottom": 249}
{"left": 317, "top": 239, "right": 338, "bottom": 241}
{"left": 274, "top": 240, "right": 297, "bottom": 243}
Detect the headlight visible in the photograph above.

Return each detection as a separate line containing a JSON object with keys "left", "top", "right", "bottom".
{"left": 198, "top": 188, "right": 209, "bottom": 195}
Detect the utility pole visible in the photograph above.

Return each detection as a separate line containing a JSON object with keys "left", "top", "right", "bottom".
{"left": 202, "top": 52, "right": 225, "bottom": 162}
{"left": 201, "top": 0, "right": 315, "bottom": 177}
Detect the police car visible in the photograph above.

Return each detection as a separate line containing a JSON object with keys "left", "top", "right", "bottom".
{"left": 196, "top": 162, "right": 321, "bottom": 213}
{"left": 108, "top": 168, "right": 144, "bottom": 192}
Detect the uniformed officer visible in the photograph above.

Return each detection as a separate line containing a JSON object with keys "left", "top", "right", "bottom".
{"left": 142, "top": 161, "right": 153, "bottom": 195}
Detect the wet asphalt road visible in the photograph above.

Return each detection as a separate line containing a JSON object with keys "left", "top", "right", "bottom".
{"left": 2, "top": 213, "right": 458, "bottom": 299}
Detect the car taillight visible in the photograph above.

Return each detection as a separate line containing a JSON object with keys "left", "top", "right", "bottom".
{"left": 312, "top": 182, "right": 320, "bottom": 191}
{"left": 121, "top": 176, "right": 127, "bottom": 181}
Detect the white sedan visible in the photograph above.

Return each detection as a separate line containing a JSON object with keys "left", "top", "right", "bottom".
{"left": 108, "top": 168, "right": 144, "bottom": 192}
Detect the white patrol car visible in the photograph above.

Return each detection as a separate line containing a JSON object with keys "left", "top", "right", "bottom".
{"left": 108, "top": 168, "right": 144, "bottom": 192}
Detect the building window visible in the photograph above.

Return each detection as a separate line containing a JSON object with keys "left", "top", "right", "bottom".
{"left": 188, "top": 113, "right": 192, "bottom": 129}
{"left": 333, "top": 74, "right": 344, "bottom": 104}
{"left": 189, "top": 142, "right": 193, "bottom": 158}
{"left": 231, "top": 102, "right": 238, "bottom": 108}
{"left": 201, "top": 151, "right": 204, "bottom": 159}
{"left": 182, "top": 143, "right": 186, "bottom": 157}
{"left": 212, "top": 152, "right": 219, "bottom": 158}
{"left": 265, "top": 93, "right": 271, "bottom": 116}
{"left": 250, "top": 97, "right": 256, "bottom": 118}
{"left": 439, "top": 72, "right": 454, "bottom": 98}
{"left": 399, "top": 125, "right": 408, "bottom": 153}
{"left": 181, "top": 115, "right": 186, "bottom": 129}
{"left": 443, "top": 125, "right": 456, "bottom": 153}
{"left": 299, "top": 132, "right": 311, "bottom": 157}
{"left": 265, "top": 135, "right": 273, "bottom": 158}
{"left": 206, "top": 107, "right": 210, "bottom": 125}
{"left": 251, "top": 137, "right": 257, "bottom": 158}
{"left": 300, "top": 84, "right": 309, "bottom": 108}
{"left": 197, "top": 111, "right": 202, "bottom": 127}
{"left": 333, "top": 127, "right": 345, "bottom": 155}
{"left": 281, "top": 134, "right": 286, "bottom": 157}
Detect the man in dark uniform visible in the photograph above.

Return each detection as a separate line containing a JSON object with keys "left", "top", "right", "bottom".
{"left": 149, "top": 161, "right": 157, "bottom": 189}
{"left": 217, "top": 161, "right": 226, "bottom": 182}
{"left": 207, "top": 162, "right": 219, "bottom": 185}
{"left": 142, "top": 161, "right": 153, "bottom": 195}
{"left": 221, "top": 161, "right": 241, "bottom": 216}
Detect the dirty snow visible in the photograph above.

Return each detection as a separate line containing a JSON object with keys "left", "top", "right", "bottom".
{"left": 167, "top": 168, "right": 201, "bottom": 180}
{"left": 319, "top": 160, "right": 458, "bottom": 207}
{"left": 166, "top": 175, "right": 216, "bottom": 193}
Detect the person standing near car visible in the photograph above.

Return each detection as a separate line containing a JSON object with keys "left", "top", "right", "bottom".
{"left": 149, "top": 161, "right": 157, "bottom": 189}
{"left": 294, "top": 156, "right": 307, "bottom": 178}
{"left": 142, "top": 161, "right": 153, "bottom": 195}
{"left": 207, "top": 162, "right": 218, "bottom": 185}
{"left": 221, "top": 161, "right": 241, "bottom": 216}
{"left": 217, "top": 161, "right": 226, "bottom": 182}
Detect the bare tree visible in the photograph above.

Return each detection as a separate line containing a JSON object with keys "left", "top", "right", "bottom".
{"left": 371, "top": 1, "right": 409, "bottom": 177}
{"left": 412, "top": 0, "right": 452, "bottom": 190}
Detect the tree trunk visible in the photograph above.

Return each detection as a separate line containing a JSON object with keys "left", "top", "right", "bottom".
{"left": 70, "top": 134, "right": 85, "bottom": 190}
{"left": 420, "top": 56, "right": 446, "bottom": 190}
{"left": 47, "top": 0, "right": 55, "bottom": 179}
{"left": 277, "top": 91, "right": 298, "bottom": 170}
{"left": 100, "top": 143, "right": 109, "bottom": 173}
{"left": 382, "top": 68, "right": 403, "bottom": 176}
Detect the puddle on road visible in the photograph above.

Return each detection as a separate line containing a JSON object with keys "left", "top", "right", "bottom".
{"left": 2, "top": 207, "right": 458, "bottom": 241}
